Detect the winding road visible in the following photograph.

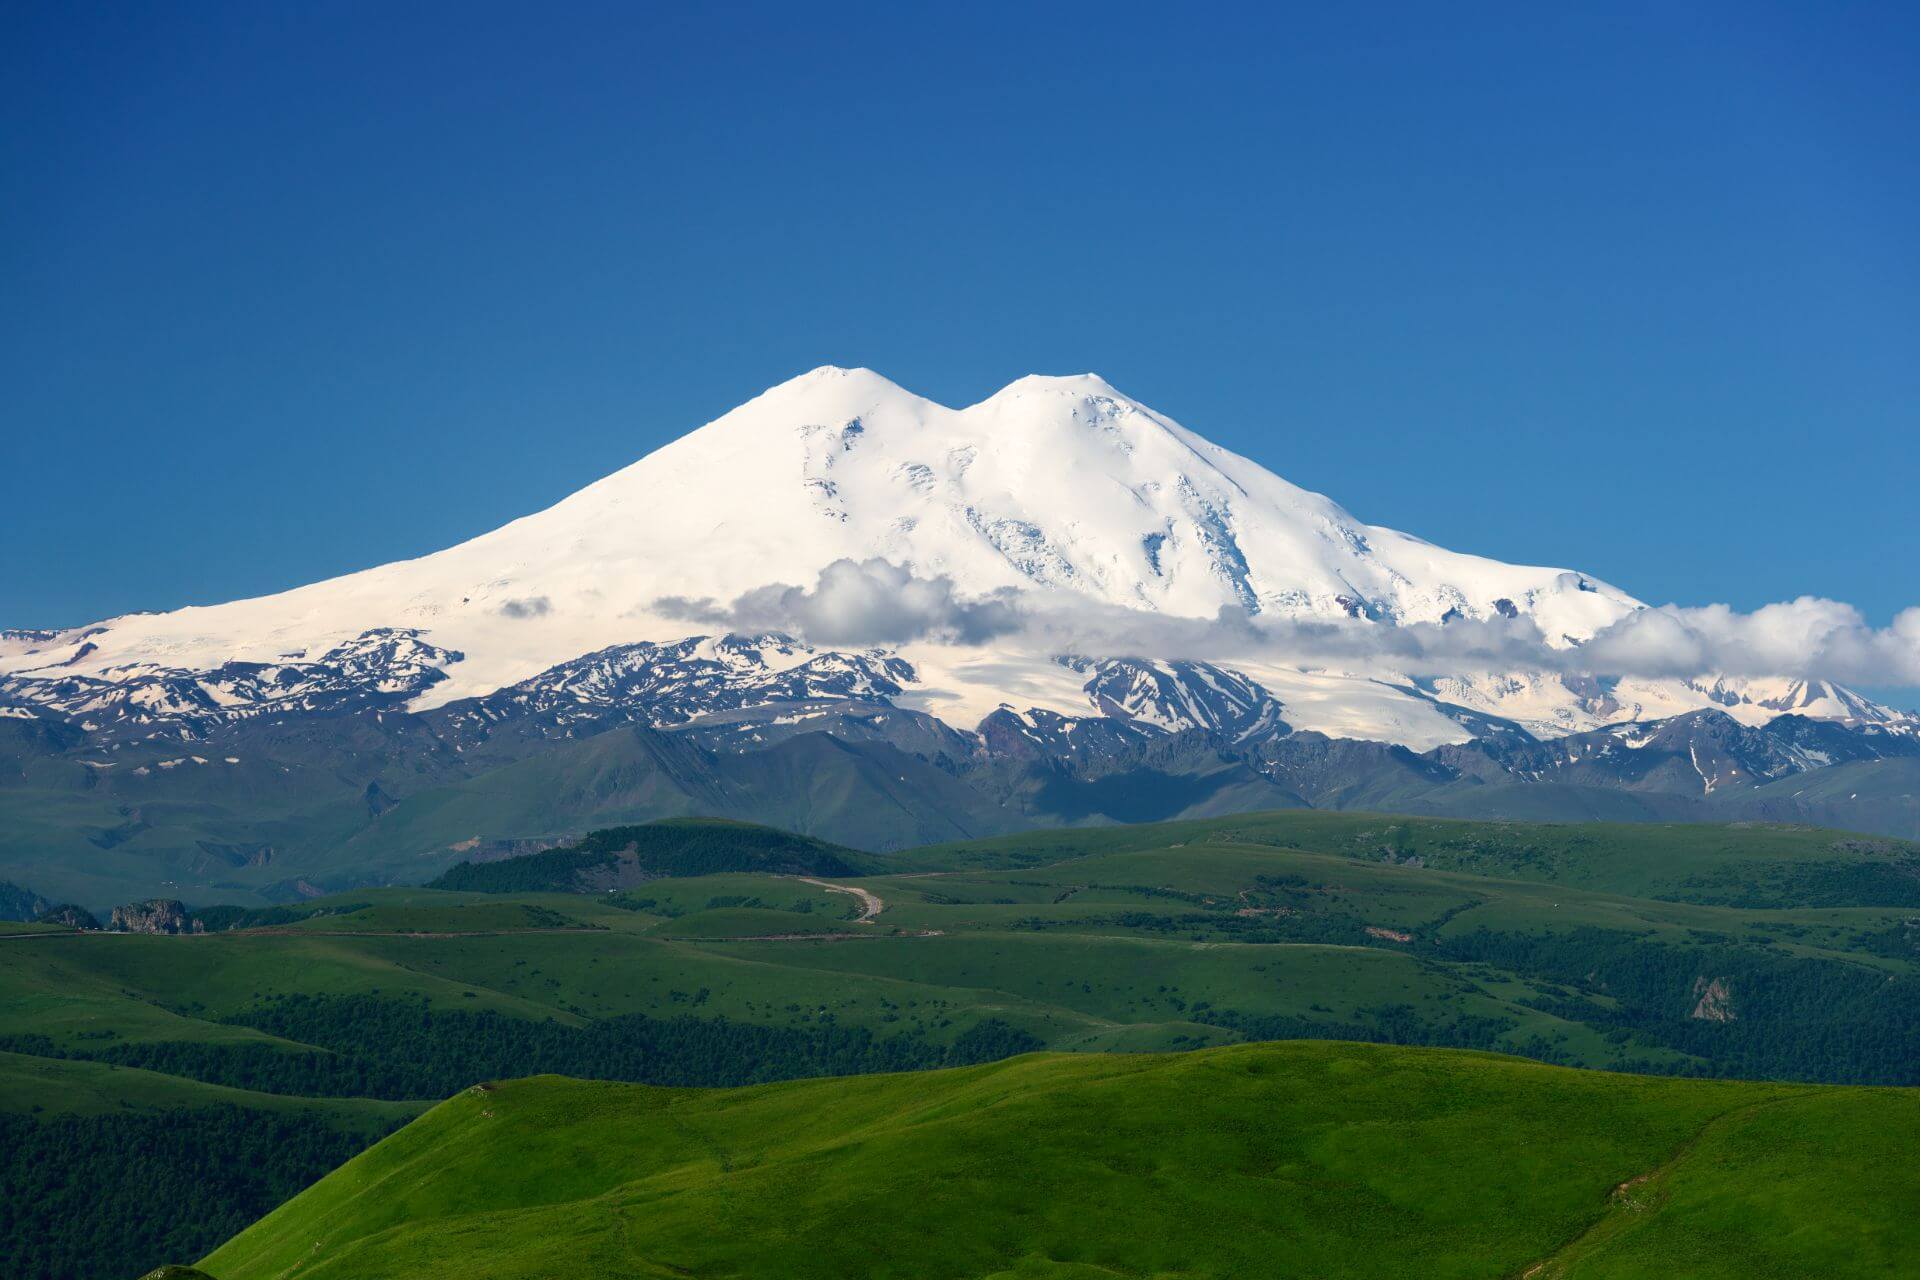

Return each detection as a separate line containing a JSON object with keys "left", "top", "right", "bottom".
{"left": 795, "top": 877, "right": 883, "bottom": 923}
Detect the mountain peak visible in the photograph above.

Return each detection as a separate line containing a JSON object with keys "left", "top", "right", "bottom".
{"left": 756, "top": 364, "right": 916, "bottom": 404}
{"left": 712, "top": 366, "right": 930, "bottom": 439}
{"left": 766, "top": 368, "right": 1134, "bottom": 414}
{"left": 792, "top": 363, "right": 887, "bottom": 384}
{"left": 984, "top": 372, "right": 1126, "bottom": 401}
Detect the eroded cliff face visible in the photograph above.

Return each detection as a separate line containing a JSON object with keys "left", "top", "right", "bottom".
{"left": 109, "top": 899, "right": 203, "bottom": 935}
{"left": 1690, "top": 976, "right": 1737, "bottom": 1022}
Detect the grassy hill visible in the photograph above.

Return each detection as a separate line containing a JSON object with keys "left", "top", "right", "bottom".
{"left": 8, "top": 812, "right": 1919, "bottom": 1089}
{"left": 428, "top": 817, "right": 867, "bottom": 892}
{"left": 7, "top": 811, "right": 1920, "bottom": 1276}
{"left": 200, "top": 1040, "right": 1918, "bottom": 1280}
{"left": 902, "top": 809, "right": 1920, "bottom": 906}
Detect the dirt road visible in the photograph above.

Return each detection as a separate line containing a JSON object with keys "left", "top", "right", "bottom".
{"left": 795, "top": 877, "right": 883, "bottom": 923}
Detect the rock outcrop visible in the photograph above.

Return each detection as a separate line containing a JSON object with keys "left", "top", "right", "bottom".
{"left": 109, "top": 898, "right": 203, "bottom": 935}
{"left": 1690, "top": 976, "right": 1736, "bottom": 1022}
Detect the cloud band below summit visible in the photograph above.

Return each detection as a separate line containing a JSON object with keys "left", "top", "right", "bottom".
{"left": 656, "top": 558, "right": 1920, "bottom": 689}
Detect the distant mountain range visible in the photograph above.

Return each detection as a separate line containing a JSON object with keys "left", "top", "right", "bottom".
{"left": 3, "top": 368, "right": 1914, "bottom": 905}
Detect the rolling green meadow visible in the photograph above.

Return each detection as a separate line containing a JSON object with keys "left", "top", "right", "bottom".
{"left": 203, "top": 1043, "right": 1920, "bottom": 1280}
{"left": 4, "top": 811, "right": 1919, "bottom": 1277}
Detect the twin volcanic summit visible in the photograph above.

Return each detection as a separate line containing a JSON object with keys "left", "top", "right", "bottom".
{"left": 3, "top": 367, "right": 1915, "bottom": 902}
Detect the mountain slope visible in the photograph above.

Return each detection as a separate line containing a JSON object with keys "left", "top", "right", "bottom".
{"left": 198, "top": 1042, "right": 1918, "bottom": 1280}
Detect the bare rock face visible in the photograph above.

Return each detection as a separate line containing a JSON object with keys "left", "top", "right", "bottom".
{"left": 1690, "top": 976, "right": 1736, "bottom": 1022}
{"left": 108, "top": 898, "right": 203, "bottom": 935}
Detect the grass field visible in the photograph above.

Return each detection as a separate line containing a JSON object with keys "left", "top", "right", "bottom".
{"left": 5, "top": 810, "right": 1919, "bottom": 1277}
{"left": 5, "top": 814, "right": 1916, "bottom": 1079}
{"left": 903, "top": 810, "right": 1920, "bottom": 906}
{"left": 200, "top": 1040, "right": 1919, "bottom": 1280}
{"left": 0, "top": 1049, "right": 422, "bottom": 1124}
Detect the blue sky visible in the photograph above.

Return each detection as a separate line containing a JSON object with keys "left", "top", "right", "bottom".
{"left": 4, "top": 3, "right": 1916, "bottom": 686}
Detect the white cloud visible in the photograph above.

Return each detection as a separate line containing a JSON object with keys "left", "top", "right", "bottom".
{"left": 657, "top": 558, "right": 1021, "bottom": 646}
{"left": 657, "top": 561, "right": 1920, "bottom": 687}
{"left": 1580, "top": 599, "right": 1920, "bottom": 685}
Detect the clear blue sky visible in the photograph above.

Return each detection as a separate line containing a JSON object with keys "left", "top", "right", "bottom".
{"left": 5, "top": 3, "right": 1916, "bottom": 649}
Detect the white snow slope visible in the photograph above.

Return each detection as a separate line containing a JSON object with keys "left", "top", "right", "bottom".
{"left": 0, "top": 368, "right": 1886, "bottom": 747}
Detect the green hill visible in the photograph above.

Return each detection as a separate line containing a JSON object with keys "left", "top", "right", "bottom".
{"left": 902, "top": 809, "right": 1920, "bottom": 906}
{"left": 427, "top": 817, "right": 868, "bottom": 892}
{"left": 9, "top": 811, "right": 1920, "bottom": 1277}
{"left": 201, "top": 1041, "right": 1916, "bottom": 1280}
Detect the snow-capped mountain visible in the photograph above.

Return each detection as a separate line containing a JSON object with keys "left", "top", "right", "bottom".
{"left": 6, "top": 370, "right": 1920, "bottom": 908}
{"left": 0, "top": 367, "right": 1906, "bottom": 750}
